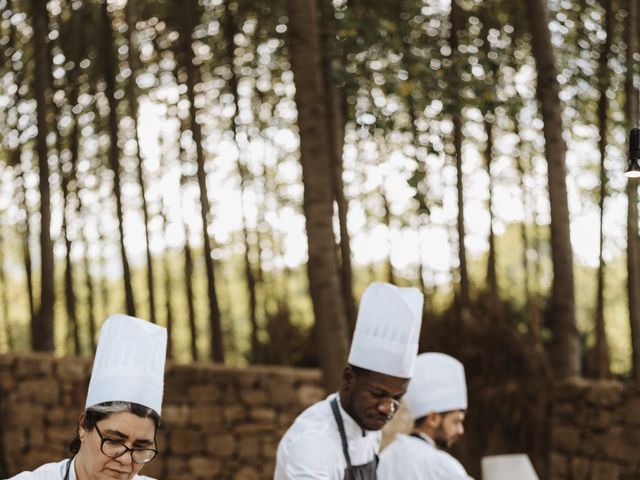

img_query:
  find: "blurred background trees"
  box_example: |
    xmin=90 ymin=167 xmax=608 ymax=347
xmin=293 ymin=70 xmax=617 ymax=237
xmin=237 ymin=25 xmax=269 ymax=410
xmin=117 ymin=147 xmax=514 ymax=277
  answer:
xmin=0 ymin=0 xmax=638 ymax=392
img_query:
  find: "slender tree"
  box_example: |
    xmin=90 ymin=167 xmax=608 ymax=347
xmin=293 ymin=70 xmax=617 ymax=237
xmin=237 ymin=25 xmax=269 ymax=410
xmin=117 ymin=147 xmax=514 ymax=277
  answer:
xmin=58 ymin=118 xmax=80 ymax=355
xmin=176 ymin=0 xmax=224 ymax=362
xmin=626 ymin=0 xmax=640 ymax=380
xmin=450 ymin=0 xmax=470 ymax=306
xmin=223 ymin=0 xmax=260 ymax=361
xmin=484 ymin=114 xmax=499 ymax=306
xmin=32 ymin=0 xmax=55 ymax=351
xmin=593 ymin=0 xmax=612 ymax=378
xmin=5 ymin=8 xmax=35 ymax=327
xmin=287 ymin=0 xmax=350 ymax=389
xmin=318 ymin=0 xmax=357 ymax=334
xmin=125 ymin=0 xmax=157 ymax=324
xmin=100 ymin=0 xmax=136 ymax=316
xmin=0 ymin=220 xmax=13 ymax=351
xmin=513 ymin=110 xmax=542 ymax=347
xmin=525 ymin=0 xmax=580 ymax=378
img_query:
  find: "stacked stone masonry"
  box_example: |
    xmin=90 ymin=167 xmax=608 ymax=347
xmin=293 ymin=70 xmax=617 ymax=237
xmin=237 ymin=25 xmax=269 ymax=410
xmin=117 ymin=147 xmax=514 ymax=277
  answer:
xmin=0 ymin=353 xmax=325 ymax=480
xmin=550 ymin=378 xmax=640 ymax=480
xmin=4 ymin=353 xmax=640 ymax=480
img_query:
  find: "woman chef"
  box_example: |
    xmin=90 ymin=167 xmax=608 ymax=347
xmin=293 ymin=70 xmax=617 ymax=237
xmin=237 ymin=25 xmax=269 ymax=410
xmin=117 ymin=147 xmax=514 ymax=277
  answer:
xmin=9 ymin=314 xmax=167 ymax=480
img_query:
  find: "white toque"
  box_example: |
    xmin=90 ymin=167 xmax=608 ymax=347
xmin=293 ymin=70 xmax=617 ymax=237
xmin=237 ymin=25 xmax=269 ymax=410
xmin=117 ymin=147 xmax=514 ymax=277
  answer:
xmin=403 ymin=352 xmax=467 ymax=420
xmin=85 ymin=314 xmax=167 ymax=415
xmin=348 ymin=282 xmax=424 ymax=378
xmin=481 ymin=454 xmax=539 ymax=480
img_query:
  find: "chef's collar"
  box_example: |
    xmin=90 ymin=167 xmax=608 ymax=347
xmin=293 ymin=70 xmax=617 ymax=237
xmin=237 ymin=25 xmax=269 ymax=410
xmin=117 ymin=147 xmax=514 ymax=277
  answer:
xmin=412 ymin=431 xmax=436 ymax=448
xmin=336 ymin=392 xmax=370 ymax=438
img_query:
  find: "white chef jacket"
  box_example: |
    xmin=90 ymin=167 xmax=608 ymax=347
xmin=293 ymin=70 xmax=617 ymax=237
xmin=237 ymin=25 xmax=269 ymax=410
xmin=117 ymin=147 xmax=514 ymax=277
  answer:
xmin=7 ymin=458 xmax=156 ymax=480
xmin=377 ymin=433 xmax=473 ymax=480
xmin=274 ymin=393 xmax=381 ymax=480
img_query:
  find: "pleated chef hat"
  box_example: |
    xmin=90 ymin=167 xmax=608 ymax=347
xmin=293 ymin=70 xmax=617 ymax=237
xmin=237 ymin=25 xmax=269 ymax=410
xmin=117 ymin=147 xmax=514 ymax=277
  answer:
xmin=481 ymin=454 xmax=539 ymax=480
xmin=85 ymin=314 xmax=167 ymax=415
xmin=403 ymin=353 xmax=467 ymax=419
xmin=348 ymin=282 xmax=423 ymax=378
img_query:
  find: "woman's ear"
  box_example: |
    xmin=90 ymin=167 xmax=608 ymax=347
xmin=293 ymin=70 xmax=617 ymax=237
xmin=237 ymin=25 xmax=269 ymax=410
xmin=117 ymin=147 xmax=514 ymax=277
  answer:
xmin=78 ymin=411 xmax=88 ymax=440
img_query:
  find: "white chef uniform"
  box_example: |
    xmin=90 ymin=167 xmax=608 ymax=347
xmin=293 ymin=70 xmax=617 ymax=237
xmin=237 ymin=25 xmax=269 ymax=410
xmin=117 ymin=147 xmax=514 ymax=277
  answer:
xmin=8 ymin=315 xmax=167 ymax=480
xmin=274 ymin=282 xmax=424 ymax=480
xmin=481 ymin=454 xmax=539 ymax=480
xmin=377 ymin=353 xmax=472 ymax=480
xmin=8 ymin=457 xmax=154 ymax=480
xmin=377 ymin=433 xmax=471 ymax=480
xmin=274 ymin=392 xmax=381 ymax=480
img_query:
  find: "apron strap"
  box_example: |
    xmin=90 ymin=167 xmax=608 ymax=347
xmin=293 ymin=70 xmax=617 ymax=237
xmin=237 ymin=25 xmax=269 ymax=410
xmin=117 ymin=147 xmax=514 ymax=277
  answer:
xmin=63 ymin=457 xmax=73 ymax=480
xmin=330 ymin=397 xmax=353 ymax=469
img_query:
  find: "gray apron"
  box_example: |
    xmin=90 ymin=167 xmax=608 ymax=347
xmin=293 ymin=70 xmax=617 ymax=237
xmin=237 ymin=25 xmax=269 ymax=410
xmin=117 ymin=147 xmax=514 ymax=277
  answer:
xmin=330 ymin=398 xmax=378 ymax=480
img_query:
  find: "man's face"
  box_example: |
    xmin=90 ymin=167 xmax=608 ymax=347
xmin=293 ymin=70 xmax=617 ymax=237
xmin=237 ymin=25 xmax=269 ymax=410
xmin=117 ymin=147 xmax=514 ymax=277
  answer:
xmin=342 ymin=367 xmax=410 ymax=431
xmin=76 ymin=411 xmax=157 ymax=480
xmin=432 ymin=410 xmax=466 ymax=449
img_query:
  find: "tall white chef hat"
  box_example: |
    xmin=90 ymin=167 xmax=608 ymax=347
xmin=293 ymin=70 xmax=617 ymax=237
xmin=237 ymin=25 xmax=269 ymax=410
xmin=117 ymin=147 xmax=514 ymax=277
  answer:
xmin=481 ymin=454 xmax=539 ymax=480
xmin=85 ymin=314 xmax=167 ymax=415
xmin=348 ymin=282 xmax=423 ymax=378
xmin=403 ymin=352 xmax=467 ymax=420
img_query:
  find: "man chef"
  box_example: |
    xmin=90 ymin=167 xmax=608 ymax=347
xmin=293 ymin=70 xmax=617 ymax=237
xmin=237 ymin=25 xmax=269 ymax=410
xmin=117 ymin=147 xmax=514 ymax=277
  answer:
xmin=274 ymin=282 xmax=424 ymax=480
xmin=9 ymin=314 xmax=167 ymax=480
xmin=377 ymin=352 xmax=472 ymax=479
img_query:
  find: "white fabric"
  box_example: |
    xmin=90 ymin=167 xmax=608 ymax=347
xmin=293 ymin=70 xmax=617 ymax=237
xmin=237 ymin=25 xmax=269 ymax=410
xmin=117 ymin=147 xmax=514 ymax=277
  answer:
xmin=85 ymin=314 xmax=167 ymax=415
xmin=481 ymin=454 xmax=538 ymax=480
xmin=274 ymin=393 xmax=381 ymax=480
xmin=403 ymin=353 xmax=467 ymax=419
xmin=348 ymin=282 xmax=424 ymax=378
xmin=7 ymin=458 xmax=155 ymax=480
xmin=377 ymin=434 xmax=473 ymax=480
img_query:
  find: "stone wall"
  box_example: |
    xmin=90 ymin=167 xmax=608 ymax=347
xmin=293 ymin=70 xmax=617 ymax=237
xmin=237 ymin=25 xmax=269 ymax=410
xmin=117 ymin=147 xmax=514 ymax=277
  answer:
xmin=550 ymin=378 xmax=640 ymax=479
xmin=0 ymin=353 xmax=325 ymax=480
xmin=5 ymin=353 xmax=640 ymax=480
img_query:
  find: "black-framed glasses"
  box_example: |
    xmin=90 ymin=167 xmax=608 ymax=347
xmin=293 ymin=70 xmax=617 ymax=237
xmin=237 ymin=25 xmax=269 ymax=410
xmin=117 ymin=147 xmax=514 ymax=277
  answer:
xmin=94 ymin=423 xmax=157 ymax=464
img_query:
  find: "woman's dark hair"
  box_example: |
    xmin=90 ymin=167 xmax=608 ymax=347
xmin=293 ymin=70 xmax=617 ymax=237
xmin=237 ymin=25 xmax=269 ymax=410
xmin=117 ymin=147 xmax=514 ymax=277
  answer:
xmin=69 ymin=401 xmax=161 ymax=455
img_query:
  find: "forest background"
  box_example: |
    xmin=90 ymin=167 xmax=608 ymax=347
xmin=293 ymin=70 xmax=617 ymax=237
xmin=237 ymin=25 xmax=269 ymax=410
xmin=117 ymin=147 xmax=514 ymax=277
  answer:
xmin=1 ymin=0 xmax=639 ymax=392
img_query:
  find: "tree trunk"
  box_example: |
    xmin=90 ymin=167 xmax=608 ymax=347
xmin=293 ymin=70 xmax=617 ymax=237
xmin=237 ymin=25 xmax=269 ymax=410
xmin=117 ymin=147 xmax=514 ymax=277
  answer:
xmin=484 ymin=116 xmax=499 ymax=306
xmin=450 ymin=0 xmax=469 ymax=306
xmin=18 ymin=166 xmax=35 ymax=326
xmin=0 ymin=226 xmax=13 ymax=351
xmin=397 ymin=1 xmax=430 ymax=328
xmin=626 ymin=0 xmax=640 ymax=380
xmin=178 ymin=0 xmax=224 ymax=362
xmin=176 ymin=123 xmax=199 ymax=362
xmin=287 ymin=0 xmax=350 ymax=390
xmin=159 ymin=204 xmax=175 ymax=360
xmin=101 ymin=0 xmax=136 ymax=317
xmin=98 ymin=226 xmax=111 ymax=322
xmin=126 ymin=0 xmax=156 ymax=324
xmin=381 ymin=187 xmax=396 ymax=285
xmin=525 ymin=0 xmax=580 ymax=378
xmin=223 ymin=0 xmax=260 ymax=362
xmin=513 ymin=115 xmax=542 ymax=346
xmin=318 ymin=0 xmax=357 ymax=335
xmin=32 ymin=0 xmax=55 ymax=352
xmin=82 ymin=238 xmax=97 ymax=352
xmin=183 ymin=221 xmax=198 ymax=362
xmin=59 ymin=127 xmax=80 ymax=356
xmin=7 ymin=14 xmax=35 ymax=327
xmin=592 ymin=0 xmax=612 ymax=378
